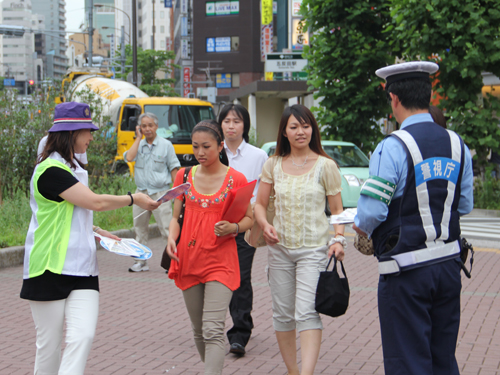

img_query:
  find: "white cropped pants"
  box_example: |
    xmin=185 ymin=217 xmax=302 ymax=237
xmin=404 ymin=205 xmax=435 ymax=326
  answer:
xmin=267 ymin=243 xmax=328 ymax=332
xmin=29 ymin=289 xmax=99 ymax=375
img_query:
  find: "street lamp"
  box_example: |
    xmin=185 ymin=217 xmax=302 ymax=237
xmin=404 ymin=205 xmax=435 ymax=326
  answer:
xmin=102 ymin=26 xmax=130 ymax=43
xmin=94 ymin=3 xmax=136 ymax=86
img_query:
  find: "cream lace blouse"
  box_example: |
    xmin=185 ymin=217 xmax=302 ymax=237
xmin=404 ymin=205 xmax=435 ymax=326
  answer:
xmin=260 ymin=155 xmax=342 ymax=249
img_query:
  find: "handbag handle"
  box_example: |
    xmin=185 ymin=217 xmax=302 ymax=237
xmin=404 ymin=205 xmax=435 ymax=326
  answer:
xmin=325 ymin=254 xmax=348 ymax=279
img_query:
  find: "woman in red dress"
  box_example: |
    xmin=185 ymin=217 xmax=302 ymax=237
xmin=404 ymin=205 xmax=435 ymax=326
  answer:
xmin=166 ymin=120 xmax=253 ymax=375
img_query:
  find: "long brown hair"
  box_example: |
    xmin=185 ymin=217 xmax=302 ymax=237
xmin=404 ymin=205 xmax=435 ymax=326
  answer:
xmin=38 ymin=131 xmax=85 ymax=169
xmin=274 ymin=104 xmax=331 ymax=160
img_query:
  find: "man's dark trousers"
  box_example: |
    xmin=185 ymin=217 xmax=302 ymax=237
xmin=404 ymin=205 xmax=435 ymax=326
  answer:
xmin=227 ymin=232 xmax=256 ymax=347
xmin=378 ymin=259 xmax=461 ymax=375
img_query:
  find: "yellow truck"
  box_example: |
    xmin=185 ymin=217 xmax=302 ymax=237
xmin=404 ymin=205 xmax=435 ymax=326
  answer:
xmin=58 ymin=68 xmax=215 ymax=173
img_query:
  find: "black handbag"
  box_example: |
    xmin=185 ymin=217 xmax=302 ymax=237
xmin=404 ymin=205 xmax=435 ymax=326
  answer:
xmin=161 ymin=167 xmax=192 ymax=271
xmin=315 ymin=255 xmax=350 ymax=317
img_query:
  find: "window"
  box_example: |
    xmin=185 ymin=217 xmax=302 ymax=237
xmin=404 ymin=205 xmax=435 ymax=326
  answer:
xmin=231 ymin=36 xmax=239 ymax=51
xmin=232 ymin=73 xmax=240 ymax=87
xmin=138 ymin=1 xmax=142 ymax=9
xmin=161 ymin=40 xmax=165 ymax=49
xmin=160 ymin=11 xmax=164 ymax=19
xmin=138 ymin=16 xmax=142 ymax=23
xmin=160 ymin=26 xmax=165 ymax=33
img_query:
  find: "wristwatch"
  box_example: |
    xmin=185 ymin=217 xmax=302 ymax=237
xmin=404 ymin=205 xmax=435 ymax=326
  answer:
xmin=328 ymin=235 xmax=347 ymax=248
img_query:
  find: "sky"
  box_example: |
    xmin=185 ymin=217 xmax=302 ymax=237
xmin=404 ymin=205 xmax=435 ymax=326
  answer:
xmin=65 ymin=0 xmax=86 ymax=36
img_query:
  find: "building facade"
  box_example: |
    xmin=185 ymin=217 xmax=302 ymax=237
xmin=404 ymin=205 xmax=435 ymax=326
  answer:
xmin=188 ymin=0 xmax=265 ymax=100
xmin=32 ymin=0 xmax=68 ymax=79
xmin=138 ymin=0 xmax=171 ymax=51
xmin=1 ymin=0 xmax=44 ymax=90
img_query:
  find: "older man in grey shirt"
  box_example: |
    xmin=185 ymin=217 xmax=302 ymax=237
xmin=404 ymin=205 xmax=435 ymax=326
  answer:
xmin=124 ymin=113 xmax=180 ymax=272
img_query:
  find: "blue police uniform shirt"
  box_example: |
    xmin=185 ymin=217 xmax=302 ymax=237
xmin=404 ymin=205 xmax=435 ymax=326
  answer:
xmin=354 ymin=113 xmax=474 ymax=236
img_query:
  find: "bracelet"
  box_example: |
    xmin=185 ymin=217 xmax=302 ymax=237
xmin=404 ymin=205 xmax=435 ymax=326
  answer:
xmin=93 ymin=226 xmax=101 ymax=233
xmin=127 ymin=191 xmax=134 ymax=206
xmin=335 ymin=233 xmax=344 ymax=238
xmin=328 ymin=235 xmax=347 ymax=248
xmin=232 ymin=223 xmax=239 ymax=237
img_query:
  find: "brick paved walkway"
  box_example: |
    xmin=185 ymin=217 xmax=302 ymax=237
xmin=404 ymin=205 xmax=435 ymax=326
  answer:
xmin=1 ymin=232 xmax=499 ymax=374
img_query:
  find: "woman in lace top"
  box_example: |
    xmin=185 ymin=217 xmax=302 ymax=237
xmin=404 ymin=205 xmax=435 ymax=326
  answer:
xmin=254 ymin=104 xmax=345 ymax=375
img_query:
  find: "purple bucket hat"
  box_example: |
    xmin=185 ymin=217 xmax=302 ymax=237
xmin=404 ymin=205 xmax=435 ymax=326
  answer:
xmin=49 ymin=102 xmax=99 ymax=132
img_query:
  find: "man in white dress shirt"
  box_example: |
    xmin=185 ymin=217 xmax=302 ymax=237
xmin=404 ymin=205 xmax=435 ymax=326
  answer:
xmin=219 ymin=104 xmax=268 ymax=356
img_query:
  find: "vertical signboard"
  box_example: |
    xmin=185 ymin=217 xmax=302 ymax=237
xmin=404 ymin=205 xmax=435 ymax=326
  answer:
xmin=164 ymin=0 xmax=172 ymax=7
xmin=183 ymin=67 xmax=191 ymax=97
xmin=261 ymin=24 xmax=273 ymax=61
xmin=180 ymin=0 xmax=188 ymax=13
xmin=292 ymin=18 xmax=308 ymax=50
xmin=110 ymin=33 xmax=115 ymax=59
xmin=261 ymin=0 xmax=273 ymax=25
xmin=292 ymin=0 xmax=302 ymax=16
xmin=181 ymin=39 xmax=189 ymax=59
xmin=181 ymin=17 xmax=188 ymax=36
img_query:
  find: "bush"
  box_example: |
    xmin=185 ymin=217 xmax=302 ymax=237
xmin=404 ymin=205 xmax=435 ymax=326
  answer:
xmin=473 ymin=166 xmax=500 ymax=210
xmin=0 ymin=174 xmax=139 ymax=248
xmin=0 ymin=90 xmax=55 ymax=202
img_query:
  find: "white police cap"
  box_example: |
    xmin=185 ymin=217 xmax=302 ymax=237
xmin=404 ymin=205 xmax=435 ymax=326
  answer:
xmin=376 ymin=61 xmax=439 ymax=87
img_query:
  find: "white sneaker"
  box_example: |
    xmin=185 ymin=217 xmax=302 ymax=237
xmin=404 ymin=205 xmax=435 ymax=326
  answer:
xmin=129 ymin=261 xmax=149 ymax=272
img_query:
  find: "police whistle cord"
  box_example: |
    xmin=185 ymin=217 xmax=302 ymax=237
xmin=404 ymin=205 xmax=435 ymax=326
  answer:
xmin=460 ymin=238 xmax=474 ymax=279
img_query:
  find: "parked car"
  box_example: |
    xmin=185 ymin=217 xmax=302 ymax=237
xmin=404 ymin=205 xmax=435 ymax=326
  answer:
xmin=261 ymin=140 xmax=370 ymax=208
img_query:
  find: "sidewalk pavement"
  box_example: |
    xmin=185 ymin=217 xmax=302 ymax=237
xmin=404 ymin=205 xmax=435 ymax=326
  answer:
xmin=1 ymin=232 xmax=499 ymax=375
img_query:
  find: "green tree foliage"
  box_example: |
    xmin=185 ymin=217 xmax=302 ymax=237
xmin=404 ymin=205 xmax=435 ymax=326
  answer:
xmin=390 ymin=0 xmax=500 ymax=176
xmin=0 ymin=90 xmax=54 ymax=203
xmin=115 ymin=45 xmax=179 ymax=97
xmin=0 ymin=87 xmax=119 ymax=203
xmin=301 ymin=0 xmax=393 ymax=152
xmin=71 ymin=87 xmax=117 ymax=187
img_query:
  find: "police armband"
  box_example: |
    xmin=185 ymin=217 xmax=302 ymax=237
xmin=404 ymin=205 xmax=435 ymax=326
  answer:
xmin=360 ymin=176 xmax=396 ymax=205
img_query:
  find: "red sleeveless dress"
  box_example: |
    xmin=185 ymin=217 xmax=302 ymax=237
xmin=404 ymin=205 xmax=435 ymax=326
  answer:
xmin=168 ymin=166 xmax=248 ymax=291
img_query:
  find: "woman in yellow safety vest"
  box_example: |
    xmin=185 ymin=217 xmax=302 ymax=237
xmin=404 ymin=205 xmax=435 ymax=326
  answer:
xmin=20 ymin=102 xmax=160 ymax=375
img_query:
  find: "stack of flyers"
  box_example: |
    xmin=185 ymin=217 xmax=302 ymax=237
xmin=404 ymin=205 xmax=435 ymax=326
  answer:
xmin=134 ymin=183 xmax=191 ymax=220
xmin=95 ymin=233 xmax=152 ymax=260
xmin=329 ymin=208 xmax=357 ymax=225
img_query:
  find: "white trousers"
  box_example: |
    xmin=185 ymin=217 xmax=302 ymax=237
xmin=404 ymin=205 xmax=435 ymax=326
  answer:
xmin=267 ymin=243 xmax=328 ymax=332
xmin=29 ymin=289 xmax=99 ymax=375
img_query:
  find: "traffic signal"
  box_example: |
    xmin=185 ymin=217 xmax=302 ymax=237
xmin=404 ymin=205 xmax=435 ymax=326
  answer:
xmin=29 ymin=79 xmax=35 ymax=85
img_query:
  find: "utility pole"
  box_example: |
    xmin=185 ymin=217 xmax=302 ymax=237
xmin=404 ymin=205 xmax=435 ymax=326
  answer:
xmin=132 ymin=0 xmax=138 ymax=86
xmin=121 ymin=26 xmax=126 ymax=76
xmin=89 ymin=0 xmax=93 ymax=66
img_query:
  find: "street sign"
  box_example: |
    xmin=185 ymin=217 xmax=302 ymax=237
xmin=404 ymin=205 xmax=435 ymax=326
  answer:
xmin=265 ymin=53 xmax=307 ymax=72
xmin=3 ymin=78 xmax=15 ymax=86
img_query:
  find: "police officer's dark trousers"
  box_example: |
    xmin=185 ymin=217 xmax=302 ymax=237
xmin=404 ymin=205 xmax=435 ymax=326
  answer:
xmin=227 ymin=232 xmax=256 ymax=347
xmin=378 ymin=259 xmax=462 ymax=375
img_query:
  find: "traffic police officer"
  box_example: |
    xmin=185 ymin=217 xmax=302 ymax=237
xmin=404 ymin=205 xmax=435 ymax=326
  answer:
xmin=353 ymin=61 xmax=474 ymax=375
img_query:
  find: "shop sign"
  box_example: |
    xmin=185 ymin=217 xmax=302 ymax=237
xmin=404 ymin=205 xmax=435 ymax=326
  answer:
xmin=216 ymin=73 xmax=231 ymax=88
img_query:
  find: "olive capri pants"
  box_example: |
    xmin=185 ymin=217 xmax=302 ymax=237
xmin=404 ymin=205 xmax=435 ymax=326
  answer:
xmin=182 ymin=281 xmax=233 ymax=375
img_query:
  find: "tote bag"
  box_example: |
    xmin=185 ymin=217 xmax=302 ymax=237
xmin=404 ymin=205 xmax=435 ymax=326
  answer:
xmin=315 ymin=255 xmax=350 ymax=317
xmin=244 ymin=157 xmax=277 ymax=248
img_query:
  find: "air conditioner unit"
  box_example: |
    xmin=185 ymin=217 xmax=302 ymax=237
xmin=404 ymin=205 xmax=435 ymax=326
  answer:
xmin=187 ymin=93 xmax=195 ymax=98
